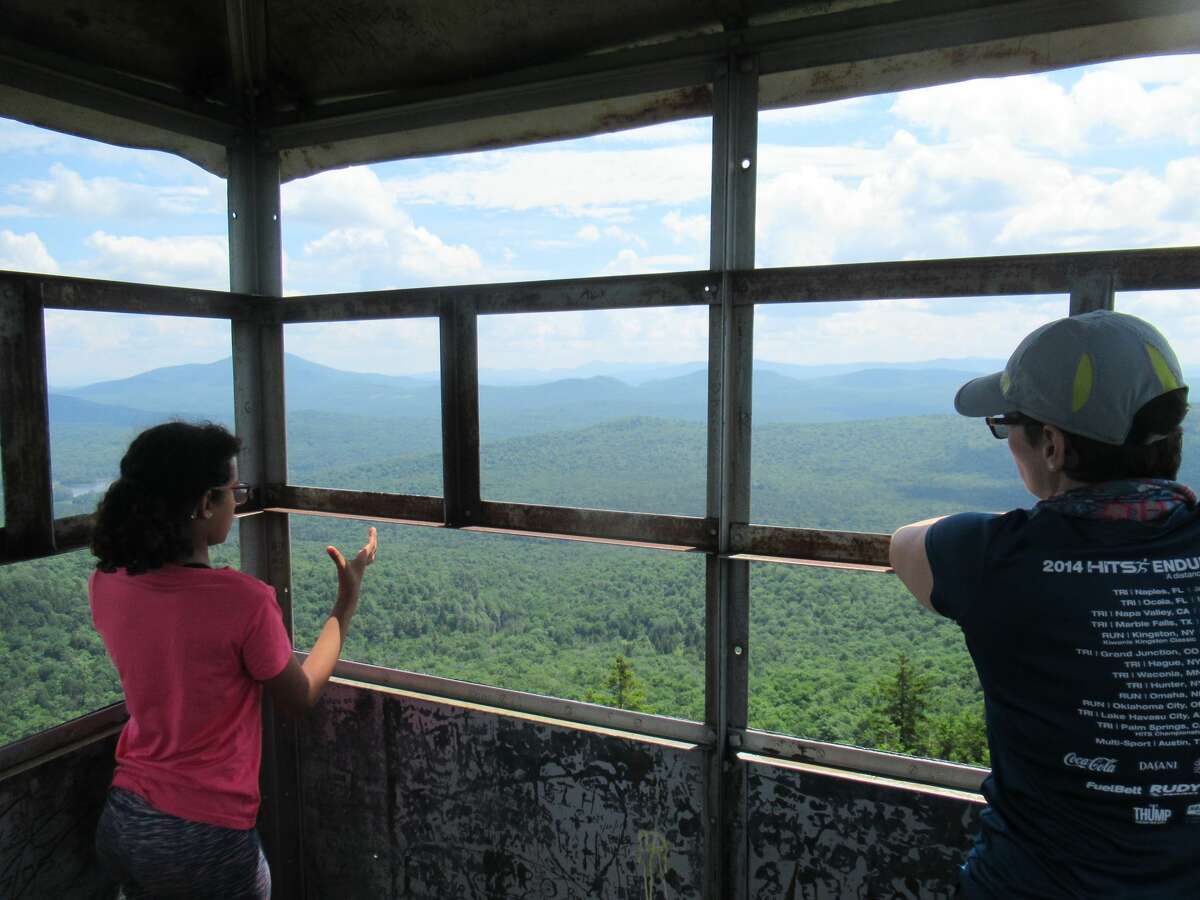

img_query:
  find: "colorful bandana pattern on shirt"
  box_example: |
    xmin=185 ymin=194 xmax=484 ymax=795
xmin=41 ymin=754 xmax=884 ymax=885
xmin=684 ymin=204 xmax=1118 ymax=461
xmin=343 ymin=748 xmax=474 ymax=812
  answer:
xmin=1037 ymin=478 xmax=1197 ymax=523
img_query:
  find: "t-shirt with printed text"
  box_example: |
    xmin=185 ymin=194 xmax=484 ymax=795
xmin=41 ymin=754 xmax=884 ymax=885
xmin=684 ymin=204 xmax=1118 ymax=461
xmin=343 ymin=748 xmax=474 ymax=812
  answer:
xmin=927 ymin=504 xmax=1200 ymax=899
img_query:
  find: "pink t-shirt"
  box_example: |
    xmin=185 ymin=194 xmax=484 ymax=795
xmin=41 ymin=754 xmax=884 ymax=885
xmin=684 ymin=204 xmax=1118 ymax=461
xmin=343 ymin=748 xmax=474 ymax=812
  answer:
xmin=89 ymin=565 xmax=293 ymax=830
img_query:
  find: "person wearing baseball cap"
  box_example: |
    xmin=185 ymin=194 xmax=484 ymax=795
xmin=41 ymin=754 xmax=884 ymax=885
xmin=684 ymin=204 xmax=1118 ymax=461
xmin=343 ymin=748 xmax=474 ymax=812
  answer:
xmin=889 ymin=310 xmax=1198 ymax=899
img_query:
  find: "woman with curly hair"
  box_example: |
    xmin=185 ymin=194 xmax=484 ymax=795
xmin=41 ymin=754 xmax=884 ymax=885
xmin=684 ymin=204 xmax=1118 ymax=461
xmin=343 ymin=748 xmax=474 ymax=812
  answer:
xmin=89 ymin=421 xmax=377 ymax=898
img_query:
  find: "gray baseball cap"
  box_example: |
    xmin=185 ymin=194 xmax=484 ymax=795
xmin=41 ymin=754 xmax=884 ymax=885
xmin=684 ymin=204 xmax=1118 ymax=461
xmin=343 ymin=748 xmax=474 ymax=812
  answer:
xmin=954 ymin=310 xmax=1187 ymax=445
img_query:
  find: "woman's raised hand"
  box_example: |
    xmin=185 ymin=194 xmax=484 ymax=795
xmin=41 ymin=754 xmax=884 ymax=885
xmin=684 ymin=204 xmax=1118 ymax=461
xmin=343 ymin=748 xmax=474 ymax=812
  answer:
xmin=325 ymin=526 xmax=378 ymax=602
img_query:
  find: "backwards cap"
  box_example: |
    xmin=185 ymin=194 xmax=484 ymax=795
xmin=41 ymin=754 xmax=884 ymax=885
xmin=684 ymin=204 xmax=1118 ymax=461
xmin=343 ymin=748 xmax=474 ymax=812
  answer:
xmin=954 ymin=310 xmax=1186 ymax=445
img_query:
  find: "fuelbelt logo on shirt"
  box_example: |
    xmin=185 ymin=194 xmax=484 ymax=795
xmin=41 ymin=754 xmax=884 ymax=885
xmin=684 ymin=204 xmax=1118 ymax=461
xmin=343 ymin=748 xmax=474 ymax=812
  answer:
xmin=1064 ymin=752 xmax=1117 ymax=773
xmin=1186 ymin=803 xmax=1200 ymax=824
xmin=1133 ymin=804 xmax=1173 ymax=825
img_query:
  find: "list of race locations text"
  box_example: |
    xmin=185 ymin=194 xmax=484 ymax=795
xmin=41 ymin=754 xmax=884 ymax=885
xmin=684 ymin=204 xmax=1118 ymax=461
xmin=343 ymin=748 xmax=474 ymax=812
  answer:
xmin=1060 ymin=557 xmax=1200 ymax=750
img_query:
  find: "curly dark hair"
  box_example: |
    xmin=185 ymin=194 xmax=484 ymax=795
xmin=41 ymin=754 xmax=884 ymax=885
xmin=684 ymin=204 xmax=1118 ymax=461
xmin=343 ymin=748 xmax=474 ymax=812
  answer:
xmin=92 ymin=422 xmax=242 ymax=574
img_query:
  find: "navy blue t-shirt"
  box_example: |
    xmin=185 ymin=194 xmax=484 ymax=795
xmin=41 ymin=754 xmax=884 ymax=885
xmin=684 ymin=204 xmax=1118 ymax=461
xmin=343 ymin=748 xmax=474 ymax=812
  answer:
xmin=927 ymin=504 xmax=1200 ymax=899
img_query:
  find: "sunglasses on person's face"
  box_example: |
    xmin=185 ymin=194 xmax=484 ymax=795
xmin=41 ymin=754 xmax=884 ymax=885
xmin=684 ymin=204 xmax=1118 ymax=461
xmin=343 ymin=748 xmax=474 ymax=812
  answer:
xmin=985 ymin=414 xmax=1028 ymax=439
xmin=230 ymin=482 xmax=252 ymax=506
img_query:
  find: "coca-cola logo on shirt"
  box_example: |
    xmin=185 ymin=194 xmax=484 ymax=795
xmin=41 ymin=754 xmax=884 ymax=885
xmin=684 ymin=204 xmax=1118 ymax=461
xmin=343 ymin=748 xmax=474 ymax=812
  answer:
xmin=1064 ymin=752 xmax=1118 ymax=773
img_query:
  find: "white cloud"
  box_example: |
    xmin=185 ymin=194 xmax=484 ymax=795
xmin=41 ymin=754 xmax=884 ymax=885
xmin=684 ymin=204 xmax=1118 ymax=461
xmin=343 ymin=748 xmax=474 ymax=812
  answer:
xmin=603 ymin=225 xmax=648 ymax=249
xmin=892 ymin=75 xmax=1084 ymax=152
xmin=662 ymin=210 xmax=708 ymax=244
xmin=284 ymin=319 xmax=442 ymax=375
xmin=79 ymin=232 xmax=229 ymax=290
xmin=591 ymin=119 xmax=709 ymax=144
xmin=290 ymin=222 xmax=482 ymax=292
xmin=386 ymin=144 xmax=711 ymax=218
xmin=761 ymin=96 xmax=872 ymax=125
xmin=281 ymin=167 xmax=398 ymax=227
xmin=756 ymin=126 xmax=1200 ymax=267
xmin=477 ymin=307 xmax=708 ymax=369
xmin=602 ymin=248 xmax=697 ymax=276
xmin=1116 ymin=290 xmax=1200 ymax=368
xmin=576 ymin=224 xmax=600 ymax=241
xmin=44 ymin=310 xmax=230 ymax=387
xmin=891 ymin=57 xmax=1200 ymax=152
xmin=0 ymin=230 xmax=59 ymax=274
xmin=11 ymin=163 xmax=220 ymax=219
xmin=755 ymin=297 xmax=1066 ymax=366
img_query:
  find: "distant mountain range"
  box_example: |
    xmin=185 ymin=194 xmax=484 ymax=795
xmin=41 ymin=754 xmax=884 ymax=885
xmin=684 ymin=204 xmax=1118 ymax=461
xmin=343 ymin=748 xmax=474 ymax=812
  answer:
xmin=52 ymin=353 xmax=996 ymax=429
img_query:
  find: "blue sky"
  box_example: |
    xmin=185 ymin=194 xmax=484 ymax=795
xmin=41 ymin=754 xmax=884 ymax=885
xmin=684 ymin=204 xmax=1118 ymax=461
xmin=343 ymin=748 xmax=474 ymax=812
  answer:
xmin=2 ymin=54 xmax=1199 ymax=386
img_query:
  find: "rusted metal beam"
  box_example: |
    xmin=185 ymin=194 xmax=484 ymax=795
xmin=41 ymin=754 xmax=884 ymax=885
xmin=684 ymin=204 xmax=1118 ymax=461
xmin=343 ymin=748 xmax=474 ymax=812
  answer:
xmin=729 ymin=523 xmax=891 ymax=570
xmin=274 ymin=271 xmax=715 ymax=323
xmin=1 ymin=271 xmax=259 ymax=320
xmin=262 ymin=485 xmax=444 ymax=526
xmin=0 ymin=281 xmax=55 ymax=558
xmin=475 ymin=500 xmax=714 ymax=550
xmin=736 ymin=246 xmax=1200 ymax=304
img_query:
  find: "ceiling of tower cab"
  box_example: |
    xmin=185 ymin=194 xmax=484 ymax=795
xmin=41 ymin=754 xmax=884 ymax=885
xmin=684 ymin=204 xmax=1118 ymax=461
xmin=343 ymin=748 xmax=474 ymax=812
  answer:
xmin=7 ymin=0 xmax=1193 ymax=182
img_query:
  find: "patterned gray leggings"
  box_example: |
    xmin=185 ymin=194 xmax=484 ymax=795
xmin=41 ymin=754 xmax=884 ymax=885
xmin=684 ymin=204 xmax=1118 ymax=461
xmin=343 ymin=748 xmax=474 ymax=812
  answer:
xmin=95 ymin=788 xmax=271 ymax=899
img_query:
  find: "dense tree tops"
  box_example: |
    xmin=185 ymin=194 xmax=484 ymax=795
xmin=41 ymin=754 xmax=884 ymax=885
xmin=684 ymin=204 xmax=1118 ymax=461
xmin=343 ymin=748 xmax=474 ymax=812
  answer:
xmin=14 ymin=401 xmax=1198 ymax=764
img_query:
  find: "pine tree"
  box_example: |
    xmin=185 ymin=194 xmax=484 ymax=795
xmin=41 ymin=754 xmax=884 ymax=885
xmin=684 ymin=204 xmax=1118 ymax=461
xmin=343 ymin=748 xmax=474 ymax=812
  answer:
xmin=856 ymin=653 xmax=933 ymax=755
xmin=587 ymin=654 xmax=647 ymax=711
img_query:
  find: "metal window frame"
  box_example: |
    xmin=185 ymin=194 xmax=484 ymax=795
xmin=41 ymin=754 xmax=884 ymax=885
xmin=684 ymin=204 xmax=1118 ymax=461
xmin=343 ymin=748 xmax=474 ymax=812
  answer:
xmin=1 ymin=12 xmax=1197 ymax=898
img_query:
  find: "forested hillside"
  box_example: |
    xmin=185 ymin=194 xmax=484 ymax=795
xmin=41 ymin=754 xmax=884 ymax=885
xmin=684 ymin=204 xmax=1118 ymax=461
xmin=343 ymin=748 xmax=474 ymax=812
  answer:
xmin=8 ymin=355 xmax=1194 ymax=766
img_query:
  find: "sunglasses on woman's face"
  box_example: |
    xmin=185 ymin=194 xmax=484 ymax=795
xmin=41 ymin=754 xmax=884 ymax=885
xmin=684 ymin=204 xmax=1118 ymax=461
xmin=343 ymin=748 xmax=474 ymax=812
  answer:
xmin=230 ymin=482 xmax=252 ymax=506
xmin=985 ymin=414 xmax=1028 ymax=439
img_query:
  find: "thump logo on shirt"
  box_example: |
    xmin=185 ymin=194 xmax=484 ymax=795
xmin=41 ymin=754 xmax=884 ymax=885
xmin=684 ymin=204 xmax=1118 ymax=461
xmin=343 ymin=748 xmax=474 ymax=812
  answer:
xmin=1133 ymin=804 xmax=1173 ymax=825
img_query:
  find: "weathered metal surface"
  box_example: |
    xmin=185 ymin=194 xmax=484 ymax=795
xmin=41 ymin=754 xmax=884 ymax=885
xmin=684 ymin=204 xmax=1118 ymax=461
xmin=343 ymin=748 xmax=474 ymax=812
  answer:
xmin=440 ymin=303 xmax=481 ymax=528
xmin=0 ymin=703 xmax=125 ymax=781
xmin=0 ymin=728 xmax=119 ymax=898
xmin=754 ymin=0 xmax=1200 ymax=77
xmin=737 ymin=247 xmax=1200 ymax=304
xmin=322 ymin=656 xmax=714 ymax=746
xmin=0 ymin=282 xmax=55 ymax=558
xmin=299 ymin=681 xmax=706 ymax=898
xmin=1070 ymin=269 xmax=1116 ymax=316
xmin=0 ymin=271 xmax=257 ymax=320
xmin=731 ymin=523 xmax=892 ymax=569
xmin=271 ymin=0 xmax=1200 ymax=180
xmin=5 ymin=1 xmax=1200 ymax=179
xmin=706 ymin=51 xmax=759 ymax=900
xmin=742 ymin=731 xmax=988 ymax=794
xmin=477 ymin=500 xmax=714 ymax=551
xmin=275 ymin=271 xmax=714 ymax=323
xmin=760 ymin=8 xmax=1200 ymax=112
xmin=264 ymin=484 xmax=445 ymax=525
xmin=744 ymin=752 xmax=983 ymax=899
xmin=228 ymin=143 xmax=304 ymax=899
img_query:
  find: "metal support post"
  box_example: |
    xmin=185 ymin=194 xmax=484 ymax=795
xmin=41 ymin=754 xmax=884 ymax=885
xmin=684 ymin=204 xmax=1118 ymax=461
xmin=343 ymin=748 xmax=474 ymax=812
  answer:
xmin=1069 ymin=270 xmax=1116 ymax=316
xmin=0 ymin=282 xmax=55 ymax=558
xmin=439 ymin=300 xmax=481 ymax=526
xmin=704 ymin=52 xmax=758 ymax=900
xmin=228 ymin=137 xmax=302 ymax=898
